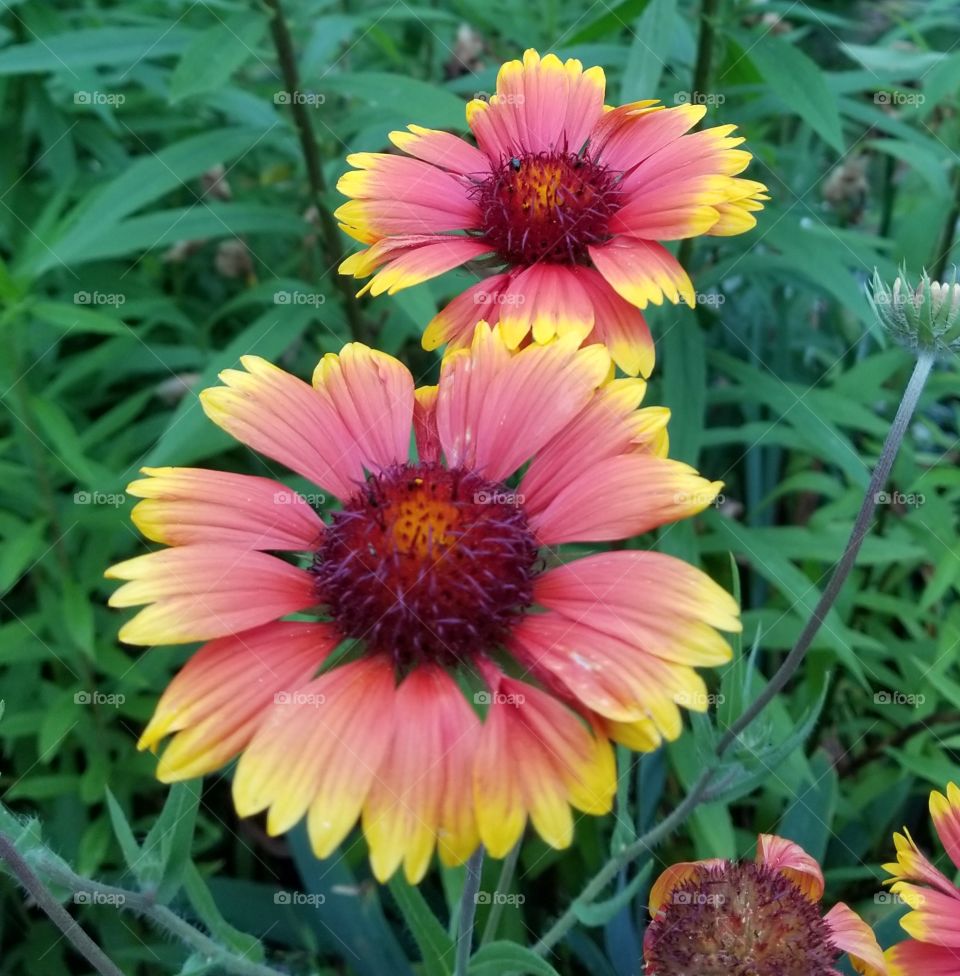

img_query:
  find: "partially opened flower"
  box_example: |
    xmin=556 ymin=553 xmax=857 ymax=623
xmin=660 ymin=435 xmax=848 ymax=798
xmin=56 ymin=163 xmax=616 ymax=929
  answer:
xmin=883 ymin=782 xmax=960 ymax=973
xmin=336 ymin=49 xmax=767 ymax=376
xmin=644 ymin=834 xmax=888 ymax=975
xmin=107 ymin=323 xmax=739 ymax=883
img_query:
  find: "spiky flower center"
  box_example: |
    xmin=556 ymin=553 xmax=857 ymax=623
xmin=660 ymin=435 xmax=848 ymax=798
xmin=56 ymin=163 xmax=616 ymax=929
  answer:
xmin=475 ymin=151 xmax=622 ymax=265
xmin=645 ymin=862 xmax=838 ymax=976
xmin=313 ymin=463 xmax=538 ymax=667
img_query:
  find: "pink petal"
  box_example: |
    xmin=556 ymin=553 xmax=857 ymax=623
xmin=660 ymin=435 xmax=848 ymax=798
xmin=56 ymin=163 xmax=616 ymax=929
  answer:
xmin=105 ymin=544 xmax=316 ymax=645
xmin=341 ymin=236 xmax=494 ymax=297
xmin=413 ymin=386 xmax=441 ymax=464
xmin=527 ymin=453 xmax=722 ymax=545
xmin=140 ymin=620 xmax=337 ymax=780
xmin=200 ymin=350 xmax=413 ymax=500
xmin=591 ymin=103 xmax=705 ymax=175
xmin=467 ymin=49 xmax=605 ymax=158
xmin=128 ymin=467 xmax=323 ymax=550
xmin=589 ymin=237 xmax=695 ymax=309
xmin=824 ymin=903 xmax=890 ymax=976
xmin=435 ymin=323 xmax=609 ymax=482
xmin=389 ymin=124 xmax=491 ymax=176
xmin=576 ymin=267 xmax=655 ymax=377
xmin=423 ymin=273 xmax=511 ymax=351
xmin=497 ymin=263 xmax=595 ymax=348
xmin=336 ymin=152 xmax=479 ymax=238
xmin=756 ymin=833 xmax=825 ymax=901
xmin=886 ymin=941 xmax=960 ymax=976
xmin=931 ymin=783 xmax=960 ymax=872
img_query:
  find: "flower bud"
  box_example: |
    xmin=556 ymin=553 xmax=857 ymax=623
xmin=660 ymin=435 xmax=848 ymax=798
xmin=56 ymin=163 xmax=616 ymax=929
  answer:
xmin=869 ymin=267 xmax=960 ymax=356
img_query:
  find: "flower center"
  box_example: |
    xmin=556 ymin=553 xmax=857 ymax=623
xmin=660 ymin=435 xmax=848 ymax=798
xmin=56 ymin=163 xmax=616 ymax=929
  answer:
xmin=313 ymin=463 xmax=538 ymax=667
xmin=645 ymin=863 xmax=838 ymax=976
xmin=475 ymin=151 xmax=622 ymax=265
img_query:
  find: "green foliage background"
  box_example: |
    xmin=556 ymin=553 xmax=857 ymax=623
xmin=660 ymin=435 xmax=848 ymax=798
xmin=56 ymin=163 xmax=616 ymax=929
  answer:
xmin=1 ymin=0 xmax=960 ymax=973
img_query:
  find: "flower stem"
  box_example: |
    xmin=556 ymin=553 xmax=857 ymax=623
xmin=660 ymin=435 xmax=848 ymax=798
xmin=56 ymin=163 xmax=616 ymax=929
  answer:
xmin=454 ymin=847 xmax=485 ymax=976
xmin=263 ymin=0 xmax=369 ymax=342
xmin=480 ymin=841 xmax=521 ymax=945
xmin=0 ymin=832 xmax=125 ymax=976
xmin=533 ymin=349 xmax=935 ymax=957
xmin=0 ymin=829 xmax=289 ymax=976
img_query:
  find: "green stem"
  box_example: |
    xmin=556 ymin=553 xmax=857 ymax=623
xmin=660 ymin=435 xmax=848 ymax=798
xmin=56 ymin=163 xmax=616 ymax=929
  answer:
xmin=1 ymin=836 xmax=289 ymax=976
xmin=454 ymin=847 xmax=484 ymax=976
xmin=263 ymin=0 xmax=369 ymax=342
xmin=480 ymin=841 xmax=521 ymax=946
xmin=0 ymin=832 xmax=125 ymax=976
xmin=533 ymin=349 xmax=935 ymax=957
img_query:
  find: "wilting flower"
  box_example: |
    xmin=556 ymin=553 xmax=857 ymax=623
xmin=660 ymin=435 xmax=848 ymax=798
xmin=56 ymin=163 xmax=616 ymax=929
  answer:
xmin=644 ymin=834 xmax=888 ymax=975
xmin=107 ymin=324 xmax=739 ymax=882
xmin=336 ymin=49 xmax=767 ymax=376
xmin=869 ymin=268 xmax=960 ymax=357
xmin=883 ymin=782 xmax=960 ymax=973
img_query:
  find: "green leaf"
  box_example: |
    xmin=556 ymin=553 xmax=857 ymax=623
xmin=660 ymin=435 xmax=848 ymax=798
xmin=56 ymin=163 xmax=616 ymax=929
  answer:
xmin=104 ymin=788 xmax=144 ymax=876
xmin=321 ymin=73 xmax=467 ymax=130
xmin=469 ymin=942 xmax=562 ymax=976
xmin=388 ymin=876 xmax=454 ymax=976
xmin=0 ymin=26 xmax=193 ymax=75
xmin=30 ymin=300 xmax=131 ymax=336
xmin=140 ymin=782 xmax=202 ymax=902
xmin=182 ymin=862 xmax=264 ymax=961
xmin=572 ymin=862 xmax=652 ymax=927
xmin=740 ymin=32 xmax=845 ymax=152
xmin=777 ymin=750 xmax=838 ymax=862
xmin=169 ymin=13 xmax=269 ymax=103
xmin=620 ymin=0 xmax=676 ymax=101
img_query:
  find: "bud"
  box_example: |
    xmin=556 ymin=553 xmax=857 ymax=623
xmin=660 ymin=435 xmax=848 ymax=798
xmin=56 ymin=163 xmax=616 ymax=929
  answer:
xmin=869 ymin=267 xmax=960 ymax=357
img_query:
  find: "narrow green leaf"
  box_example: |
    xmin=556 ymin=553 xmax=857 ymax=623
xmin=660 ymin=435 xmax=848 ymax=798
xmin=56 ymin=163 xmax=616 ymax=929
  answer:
xmin=170 ymin=13 xmax=268 ymax=102
xmin=469 ymin=942 xmax=562 ymax=976
xmin=388 ymin=875 xmax=454 ymax=976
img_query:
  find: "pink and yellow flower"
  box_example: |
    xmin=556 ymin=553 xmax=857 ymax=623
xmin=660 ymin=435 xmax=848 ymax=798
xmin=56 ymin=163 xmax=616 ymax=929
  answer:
xmin=107 ymin=324 xmax=739 ymax=882
xmin=336 ymin=49 xmax=768 ymax=376
xmin=883 ymin=783 xmax=960 ymax=974
xmin=644 ymin=834 xmax=888 ymax=975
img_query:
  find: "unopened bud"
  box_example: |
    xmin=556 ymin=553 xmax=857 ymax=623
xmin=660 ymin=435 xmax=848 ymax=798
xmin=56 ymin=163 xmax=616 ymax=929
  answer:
xmin=870 ymin=267 xmax=960 ymax=357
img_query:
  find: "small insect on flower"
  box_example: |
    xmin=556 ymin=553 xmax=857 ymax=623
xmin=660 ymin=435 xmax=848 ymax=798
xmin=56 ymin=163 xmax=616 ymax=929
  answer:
xmin=106 ymin=324 xmax=740 ymax=883
xmin=644 ymin=834 xmax=888 ymax=975
xmin=336 ymin=49 xmax=768 ymax=376
xmin=883 ymin=782 xmax=960 ymax=974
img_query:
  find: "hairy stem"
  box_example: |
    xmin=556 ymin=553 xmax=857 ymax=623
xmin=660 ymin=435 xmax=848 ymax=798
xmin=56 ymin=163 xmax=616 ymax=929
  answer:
xmin=0 ymin=832 xmax=125 ymax=976
xmin=534 ymin=349 xmax=935 ymax=956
